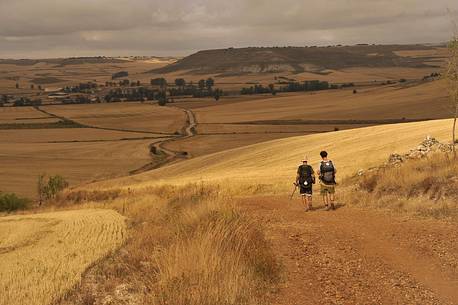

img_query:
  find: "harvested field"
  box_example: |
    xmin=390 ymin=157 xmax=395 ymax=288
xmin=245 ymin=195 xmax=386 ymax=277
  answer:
xmin=196 ymin=123 xmax=371 ymax=134
xmin=164 ymin=133 xmax=305 ymax=157
xmin=90 ymin=119 xmax=453 ymax=191
xmin=0 ymin=128 xmax=165 ymax=143
xmin=0 ymin=209 xmax=126 ymax=305
xmin=0 ymin=138 xmax=159 ymax=197
xmin=0 ymin=106 xmax=52 ymax=122
xmin=193 ymin=80 xmax=448 ymax=124
xmin=42 ymin=103 xmax=186 ymax=134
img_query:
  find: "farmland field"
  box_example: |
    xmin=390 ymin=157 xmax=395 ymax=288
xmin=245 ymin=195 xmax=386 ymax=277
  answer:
xmin=91 ymin=118 xmax=453 ymax=191
xmin=42 ymin=103 xmax=186 ymax=134
xmin=0 ymin=209 xmax=126 ymax=305
xmin=0 ymin=138 xmax=160 ymax=198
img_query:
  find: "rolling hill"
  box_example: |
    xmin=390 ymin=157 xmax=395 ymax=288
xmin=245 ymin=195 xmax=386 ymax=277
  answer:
xmin=89 ymin=118 xmax=453 ymax=192
xmin=151 ymin=44 xmax=442 ymax=75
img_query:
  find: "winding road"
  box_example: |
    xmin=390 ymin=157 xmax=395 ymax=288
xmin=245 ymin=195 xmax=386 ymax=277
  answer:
xmin=35 ymin=104 xmax=198 ymax=174
xmin=130 ymin=106 xmax=197 ymax=174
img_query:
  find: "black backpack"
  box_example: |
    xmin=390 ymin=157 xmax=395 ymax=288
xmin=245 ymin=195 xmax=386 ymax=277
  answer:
xmin=298 ymin=165 xmax=315 ymax=185
xmin=320 ymin=160 xmax=335 ymax=184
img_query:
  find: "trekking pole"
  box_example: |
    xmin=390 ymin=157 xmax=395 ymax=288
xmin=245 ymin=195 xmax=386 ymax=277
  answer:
xmin=290 ymin=182 xmax=298 ymax=200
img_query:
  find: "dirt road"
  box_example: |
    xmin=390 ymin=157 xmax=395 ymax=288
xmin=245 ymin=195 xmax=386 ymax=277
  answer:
xmin=240 ymin=196 xmax=458 ymax=305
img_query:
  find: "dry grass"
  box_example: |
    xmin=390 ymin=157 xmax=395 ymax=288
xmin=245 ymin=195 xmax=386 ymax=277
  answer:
xmin=343 ymin=153 xmax=458 ymax=218
xmin=59 ymin=184 xmax=279 ymax=305
xmin=0 ymin=209 xmax=126 ymax=305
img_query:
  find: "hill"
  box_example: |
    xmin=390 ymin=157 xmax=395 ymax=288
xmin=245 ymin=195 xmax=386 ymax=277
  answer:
xmin=89 ymin=118 xmax=453 ymax=192
xmin=151 ymin=44 xmax=442 ymax=75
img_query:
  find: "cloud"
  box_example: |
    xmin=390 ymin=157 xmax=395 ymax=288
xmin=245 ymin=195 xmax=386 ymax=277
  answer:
xmin=0 ymin=0 xmax=457 ymax=58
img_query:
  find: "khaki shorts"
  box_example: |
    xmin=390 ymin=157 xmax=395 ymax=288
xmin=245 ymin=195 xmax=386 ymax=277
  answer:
xmin=320 ymin=183 xmax=335 ymax=195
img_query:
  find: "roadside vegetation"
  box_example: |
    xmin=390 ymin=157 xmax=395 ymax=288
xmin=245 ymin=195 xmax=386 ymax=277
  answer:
xmin=345 ymin=153 xmax=458 ymax=218
xmin=58 ymin=184 xmax=279 ymax=305
xmin=0 ymin=192 xmax=29 ymax=212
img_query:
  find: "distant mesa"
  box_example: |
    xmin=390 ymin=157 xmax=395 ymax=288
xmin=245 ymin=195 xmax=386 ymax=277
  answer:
xmin=150 ymin=44 xmax=439 ymax=75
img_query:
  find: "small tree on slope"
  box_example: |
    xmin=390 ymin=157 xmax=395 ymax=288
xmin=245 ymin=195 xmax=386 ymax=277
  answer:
xmin=446 ymin=27 xmax=458 ymax=158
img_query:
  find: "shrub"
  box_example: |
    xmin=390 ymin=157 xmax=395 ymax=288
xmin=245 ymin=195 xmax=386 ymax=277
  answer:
xmin=38 ymin=174 xmax=69 ymax=202
xmin=0 ymin=192 xmax=30 ymax=212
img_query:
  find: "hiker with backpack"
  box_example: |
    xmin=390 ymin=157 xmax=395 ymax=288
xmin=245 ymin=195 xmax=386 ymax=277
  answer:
xmin=317 ymin=151 xmax=337 ymax=211
xmin=296 ymin=155 xmax=316 ymax=212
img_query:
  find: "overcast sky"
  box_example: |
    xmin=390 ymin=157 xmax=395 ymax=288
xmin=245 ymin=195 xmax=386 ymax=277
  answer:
xmin=0 ymin=0 xmax=457 ymax=58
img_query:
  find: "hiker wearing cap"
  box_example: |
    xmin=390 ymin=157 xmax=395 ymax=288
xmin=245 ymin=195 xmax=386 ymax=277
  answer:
xmin=296 ymin=155 xmax=316 ymax=212
xmin=317 ymin=151 xmax=337 ymax=211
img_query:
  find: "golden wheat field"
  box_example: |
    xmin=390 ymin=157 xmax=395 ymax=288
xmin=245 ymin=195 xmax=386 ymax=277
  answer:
xmin=90 ymin=119 xmax=453 ymax=192
xmin=0 ymin=209 xmax=126 ymax=305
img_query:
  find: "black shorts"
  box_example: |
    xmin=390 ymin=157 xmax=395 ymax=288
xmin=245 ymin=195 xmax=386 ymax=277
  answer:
xmin=299 ymin=184 xmax=313 ymax=196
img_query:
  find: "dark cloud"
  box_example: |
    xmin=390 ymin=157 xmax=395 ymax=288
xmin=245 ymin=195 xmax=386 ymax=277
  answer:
xmin=0 ymin=0 xmax=457 ymax=58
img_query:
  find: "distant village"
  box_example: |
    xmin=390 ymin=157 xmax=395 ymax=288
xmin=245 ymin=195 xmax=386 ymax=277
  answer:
xmin=0 ymin=69 xmax=442 ymax=108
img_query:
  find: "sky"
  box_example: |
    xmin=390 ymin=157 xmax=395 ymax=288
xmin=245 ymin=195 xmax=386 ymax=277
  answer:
xmin=0 ymin=0 xmax=457 ymax=59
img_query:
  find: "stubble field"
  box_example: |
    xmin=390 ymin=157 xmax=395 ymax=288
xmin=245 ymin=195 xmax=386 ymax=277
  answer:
xmin=0 ymin=209 xmax=126 ymax=305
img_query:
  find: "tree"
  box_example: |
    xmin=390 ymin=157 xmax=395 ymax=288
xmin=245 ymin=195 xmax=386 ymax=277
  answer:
xmin=205 ymin=78 xmax=214 ymax=92
xmin=37 ymin=174 xmax=69 ymax=202
xmin=30 ymin=84 xmax=35 ymax=90
xmin=175 ymin=78 xmax=186 ymax=89
xmin=446 ymin=27 xmax=458 ymax=157
xmin=214 ymin=88 xmax=222 ymax=101
xmin=198 ymin=79 xmax=206 ymax=91
xmin=37 ymin=174 xmax=46 ymax=206
xmin=151 ymin=77 xmax=167 ymax=88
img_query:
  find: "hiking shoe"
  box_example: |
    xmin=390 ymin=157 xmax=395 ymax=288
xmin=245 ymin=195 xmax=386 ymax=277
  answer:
xmin=325 ymin=204 xmax=334 ymax=211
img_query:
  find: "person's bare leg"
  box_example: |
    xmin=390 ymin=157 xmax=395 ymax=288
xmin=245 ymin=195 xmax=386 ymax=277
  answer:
xmin=301 ymin=195 xmax=308 ymax=210
xmin=306 ymin=195 xmax=313 ymax=211
xmin=322 ymin=193 xmax=328 ymax=209
xmin=329 ymin=193 xmax=335 ymax=210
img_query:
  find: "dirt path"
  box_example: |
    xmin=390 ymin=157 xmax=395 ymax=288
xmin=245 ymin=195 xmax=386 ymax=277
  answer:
xmin=240 ymin=196 xmax=458 ymax=305
xmin=130 ymin=106 xmax=197 ymax=174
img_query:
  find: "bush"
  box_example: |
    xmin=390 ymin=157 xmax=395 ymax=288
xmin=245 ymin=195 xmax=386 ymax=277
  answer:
xmin=0 ymin=192 xmax=30 ymax=212
xmin=38 ymin=174 xmax=69 ymax=202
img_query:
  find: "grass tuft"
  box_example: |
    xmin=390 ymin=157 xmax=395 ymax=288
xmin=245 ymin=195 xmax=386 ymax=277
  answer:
xmin=345 ymin=153 xmax=458 ymax=218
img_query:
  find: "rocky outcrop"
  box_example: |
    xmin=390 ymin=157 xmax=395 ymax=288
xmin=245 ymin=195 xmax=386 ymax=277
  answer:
xmin=357 ymin=136 xmax=454 ymax=176
xmin=388 ymin=136 xmax=453 ymax=165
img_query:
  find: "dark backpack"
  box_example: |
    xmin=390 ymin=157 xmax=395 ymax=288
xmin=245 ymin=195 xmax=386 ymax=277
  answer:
xmin=298 ymin=165 xmax=315 ymax=185
xmin=320 ymin=160 xmax=335 ymax=184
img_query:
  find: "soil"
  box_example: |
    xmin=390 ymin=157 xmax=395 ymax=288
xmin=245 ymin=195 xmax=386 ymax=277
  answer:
xmin=239 ymin=196 xmax=458 ymax=305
